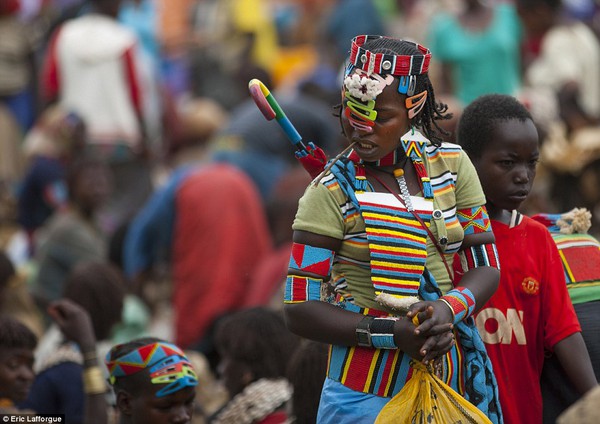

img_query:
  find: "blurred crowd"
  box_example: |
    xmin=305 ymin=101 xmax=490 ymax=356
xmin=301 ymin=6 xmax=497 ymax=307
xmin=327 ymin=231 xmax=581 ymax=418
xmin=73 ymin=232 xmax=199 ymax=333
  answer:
xmin=1 ymin=0 xmax=600 ymax=422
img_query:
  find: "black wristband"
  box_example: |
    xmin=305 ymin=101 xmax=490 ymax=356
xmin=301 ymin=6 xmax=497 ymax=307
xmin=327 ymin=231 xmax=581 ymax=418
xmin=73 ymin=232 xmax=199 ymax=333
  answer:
xmin=370 ymin=318 xmax=396 ymax=335
xmin=356 ymin=315 xmax=375 ymax=347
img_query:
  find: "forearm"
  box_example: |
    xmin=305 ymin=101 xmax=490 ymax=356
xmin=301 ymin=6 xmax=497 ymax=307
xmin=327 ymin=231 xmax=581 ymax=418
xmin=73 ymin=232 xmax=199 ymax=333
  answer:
xmin=284 ymin=301 xmax=368 ymax=346
xmin=453 ymin=266 xmax=500 ymax=312
xmin=554 ymin=332 xmax=598 ymax=395
xmin=451 ymin=230 xmax=500 ymax=314
xmin=284 ymin=300 xmax=433 ymax=362
xmin=82 ymin=350 xmax=108 ymax=424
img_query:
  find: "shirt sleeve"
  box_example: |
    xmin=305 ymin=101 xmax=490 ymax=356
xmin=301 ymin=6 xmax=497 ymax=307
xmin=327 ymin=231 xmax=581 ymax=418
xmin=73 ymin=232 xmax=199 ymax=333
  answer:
xmin=454 ymin=150 xmax=487 ymax=209
xmin=123 ymin=168 xmax=191 ymax=278
xmin=292 ymin=181 xmax=345 ymax=240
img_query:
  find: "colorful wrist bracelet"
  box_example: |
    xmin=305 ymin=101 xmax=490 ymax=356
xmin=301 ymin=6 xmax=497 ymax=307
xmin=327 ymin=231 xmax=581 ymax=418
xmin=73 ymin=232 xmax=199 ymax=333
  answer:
xmin=440 ymin=287 xmax=476 ymax=325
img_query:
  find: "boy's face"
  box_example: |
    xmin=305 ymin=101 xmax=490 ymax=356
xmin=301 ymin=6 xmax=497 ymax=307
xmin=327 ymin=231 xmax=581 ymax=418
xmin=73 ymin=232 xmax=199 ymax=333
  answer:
xmin=472 ymin=118 xmax=539 ymax=214
xmin=0 ymin=348 xmax=35 ymax=402
xmin=122 ymin=385 xmax=196 ymax=424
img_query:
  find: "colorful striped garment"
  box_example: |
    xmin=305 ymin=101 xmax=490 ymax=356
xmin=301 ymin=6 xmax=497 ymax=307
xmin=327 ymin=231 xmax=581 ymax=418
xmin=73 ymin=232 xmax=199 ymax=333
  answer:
xmin=292 ymin=136 xmax=502 ymax=422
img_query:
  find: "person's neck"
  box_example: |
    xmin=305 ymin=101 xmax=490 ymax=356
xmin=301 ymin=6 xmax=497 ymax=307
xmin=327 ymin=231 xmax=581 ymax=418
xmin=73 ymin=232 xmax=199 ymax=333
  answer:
xmin=487 ymin=205 xmax=513 ymax=225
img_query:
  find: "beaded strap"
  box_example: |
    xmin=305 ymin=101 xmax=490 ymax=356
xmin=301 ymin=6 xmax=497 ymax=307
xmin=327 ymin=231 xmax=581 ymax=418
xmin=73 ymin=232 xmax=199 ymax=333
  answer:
xmin=349 ymin=35 xmax=431 ymax=76
xmin=370 ymin=317 xmax=398 ymax=349
xmin=440 ymin=287 xmax=476 ymax=325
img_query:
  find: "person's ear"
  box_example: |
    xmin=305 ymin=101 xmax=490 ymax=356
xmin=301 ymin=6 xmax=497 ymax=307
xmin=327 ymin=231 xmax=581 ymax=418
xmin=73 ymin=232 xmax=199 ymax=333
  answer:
xmin=116 ymin=390 xmax=134 ymax=416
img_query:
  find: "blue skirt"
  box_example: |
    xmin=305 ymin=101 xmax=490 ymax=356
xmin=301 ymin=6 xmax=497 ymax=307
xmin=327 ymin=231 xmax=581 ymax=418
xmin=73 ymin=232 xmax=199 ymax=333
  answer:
xmin=317 ymin=377 xmax=390 ymax=424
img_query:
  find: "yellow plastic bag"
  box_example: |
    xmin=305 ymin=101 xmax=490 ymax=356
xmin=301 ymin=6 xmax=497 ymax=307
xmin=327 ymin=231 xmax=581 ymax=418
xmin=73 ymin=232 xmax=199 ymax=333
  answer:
xmin=375 ymin=361 xmax=492 ymax=424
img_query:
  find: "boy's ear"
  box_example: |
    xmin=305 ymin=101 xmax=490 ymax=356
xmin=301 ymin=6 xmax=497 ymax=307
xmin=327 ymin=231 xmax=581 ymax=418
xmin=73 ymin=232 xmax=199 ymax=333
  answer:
xmin=116 ymin=390 xmax=134 ymax=416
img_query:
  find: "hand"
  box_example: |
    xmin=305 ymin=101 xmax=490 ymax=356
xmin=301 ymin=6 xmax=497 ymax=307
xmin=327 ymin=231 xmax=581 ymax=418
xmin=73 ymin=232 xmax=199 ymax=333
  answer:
xmin=47 ymin=299 xmax=96 ymax=352
xmin=406 ymin=301 xmax=453 ymax=337
xmin=419 ymin=330 xmax=456 ymax=364
xmin=406 ymin=301 xmax=455 ymax=363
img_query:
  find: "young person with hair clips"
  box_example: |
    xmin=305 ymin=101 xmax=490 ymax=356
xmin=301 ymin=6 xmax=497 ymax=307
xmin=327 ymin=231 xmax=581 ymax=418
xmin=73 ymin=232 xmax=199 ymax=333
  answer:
xmin=456 ymin=93 xmax=598 ymax=424
xmin=283 ymin=34 xmax=502 ymax=423
xmin=105 ymin=337 xmax=198 ymax=424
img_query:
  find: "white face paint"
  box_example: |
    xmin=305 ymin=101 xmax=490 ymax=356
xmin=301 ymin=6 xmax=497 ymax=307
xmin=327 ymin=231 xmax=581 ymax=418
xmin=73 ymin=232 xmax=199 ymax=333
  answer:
xmin=342 ymin=68 xmax=395 ymax=133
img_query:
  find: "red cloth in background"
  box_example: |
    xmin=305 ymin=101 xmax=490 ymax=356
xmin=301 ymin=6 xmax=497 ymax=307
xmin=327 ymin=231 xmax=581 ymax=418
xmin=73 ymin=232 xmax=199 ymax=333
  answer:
xmin=172 ymin=163 xmax=272 ymax=348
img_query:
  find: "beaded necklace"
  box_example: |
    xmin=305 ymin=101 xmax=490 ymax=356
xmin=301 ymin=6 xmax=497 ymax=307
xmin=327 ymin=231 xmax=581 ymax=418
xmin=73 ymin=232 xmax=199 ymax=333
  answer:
xmin=338 ymin=129 xmax=434 ymax=308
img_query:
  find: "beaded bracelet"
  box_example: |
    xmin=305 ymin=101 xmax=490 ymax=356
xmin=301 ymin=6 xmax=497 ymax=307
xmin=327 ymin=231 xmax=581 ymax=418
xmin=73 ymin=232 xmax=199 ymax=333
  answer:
xmin=370 ymin=317 xmax=398 ymax=349
xmin=356 ymin=316 xmax=398 ymax=349
xmin=440 ymin=287 xmax=476 ymax=325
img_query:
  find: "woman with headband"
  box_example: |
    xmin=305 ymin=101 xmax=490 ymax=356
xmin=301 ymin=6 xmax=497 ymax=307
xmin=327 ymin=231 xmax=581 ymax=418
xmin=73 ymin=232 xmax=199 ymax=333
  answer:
xmin=284 ymin=35 xmax=503 ymax=423
xmin=105 ymin=338 xmax=199 ymax=424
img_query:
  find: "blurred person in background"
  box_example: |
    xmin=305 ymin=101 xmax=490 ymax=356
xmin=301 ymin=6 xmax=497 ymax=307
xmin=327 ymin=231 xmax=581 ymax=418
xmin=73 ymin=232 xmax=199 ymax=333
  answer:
xmin=427 ymin=0 xmax=522 ymax=107
xmin=323 ymin=0 xmax=385 ymax=66
xmin=17 ymin=106 xmax=85 ymax=256
xmin=286 ymin=339 xmax=328 ymax=424
xmin=209 ymin=89 xmax=341 ymax=201
xmin=123 ymin=98 xmax=271 ymax=371
xmin=0 ymin=316 xmax=37 ymax=414
xmin=209 ymin=307 xmax=300 ymax=424
xmin=0 ymin=0 xmax=38 ymax=135
xmin=244 ymin=165 xmax=312 ymax=310
xmin=23 ymin=261 xmax=126 ymax=424
xmin=517 ymin=0 xmax=600 ymax=235
xmin=188 ymin=0 xmax=280 ymax=111
xmin=40 ymin=0 xmax=160 ymax=235
xmin=30 ymin=157 xmax=112 ymax=314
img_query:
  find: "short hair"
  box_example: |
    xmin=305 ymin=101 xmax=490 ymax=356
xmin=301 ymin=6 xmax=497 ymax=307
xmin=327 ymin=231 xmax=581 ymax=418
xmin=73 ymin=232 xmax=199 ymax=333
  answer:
xmin=0 ymin=316 xmax=37 ymax=351
xmin=63 ymin=261 xmax=126 ymax=341
xmin=106 ymin=336 xmax=165 ymax=395
xmin=457 ymin=94 xmax=534 ymax=159
xmin=214 ymin=307 xmax=300 ymax=380
xmin=346 ymin=36 xmax=453 ymax=146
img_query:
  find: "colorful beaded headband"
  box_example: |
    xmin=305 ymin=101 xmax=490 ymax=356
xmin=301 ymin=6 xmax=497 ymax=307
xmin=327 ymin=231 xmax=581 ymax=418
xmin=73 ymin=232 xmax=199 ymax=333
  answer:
xmin=349 ymin=35 xmax=431 ymax=77
xmin=105 ymin=342 xmax=198 ymax=397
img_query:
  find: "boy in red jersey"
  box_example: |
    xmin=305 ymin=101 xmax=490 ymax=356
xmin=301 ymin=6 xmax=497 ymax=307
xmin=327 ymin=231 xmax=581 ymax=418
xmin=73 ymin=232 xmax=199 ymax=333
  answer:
xmin=456 ymin=93 xmax=598 ymax=423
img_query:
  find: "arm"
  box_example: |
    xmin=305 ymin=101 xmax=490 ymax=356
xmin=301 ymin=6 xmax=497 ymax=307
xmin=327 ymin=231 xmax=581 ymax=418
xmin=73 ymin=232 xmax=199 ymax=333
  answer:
xmin=122 ymin=171 xmax=187 ymax=285
xmin=406 ymin=235 xmax=499 ymax=360
xmin=554 ymin=332 xmax=598 ymax=395
xmin=284 ymin=230 xmax=453 ymax=362
xmin=47 ymin=299 xmax=107 ymax=424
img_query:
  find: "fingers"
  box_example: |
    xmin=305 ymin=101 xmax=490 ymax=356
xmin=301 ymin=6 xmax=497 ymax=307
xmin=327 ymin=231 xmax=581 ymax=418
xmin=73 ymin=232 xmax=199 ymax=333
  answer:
xmin=406 ymin=302 xmax=432 ymax=318
xmin=421 ymin=332 xmax=456 ymax=364
xmin=424 ymin=323 xmax=454 ymax=336
xmin=412 ymin=306 xmax=435 ymax=335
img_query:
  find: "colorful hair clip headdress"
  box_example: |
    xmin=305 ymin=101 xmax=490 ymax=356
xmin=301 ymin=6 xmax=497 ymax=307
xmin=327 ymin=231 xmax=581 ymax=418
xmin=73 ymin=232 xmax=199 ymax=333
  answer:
xmin=344 ymin=35 xmax=431 ymax=131
xmin=349 ymin=35 xmax=431 ymax=77
xmin=105 ymin=341 xmax=198 ymax=397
